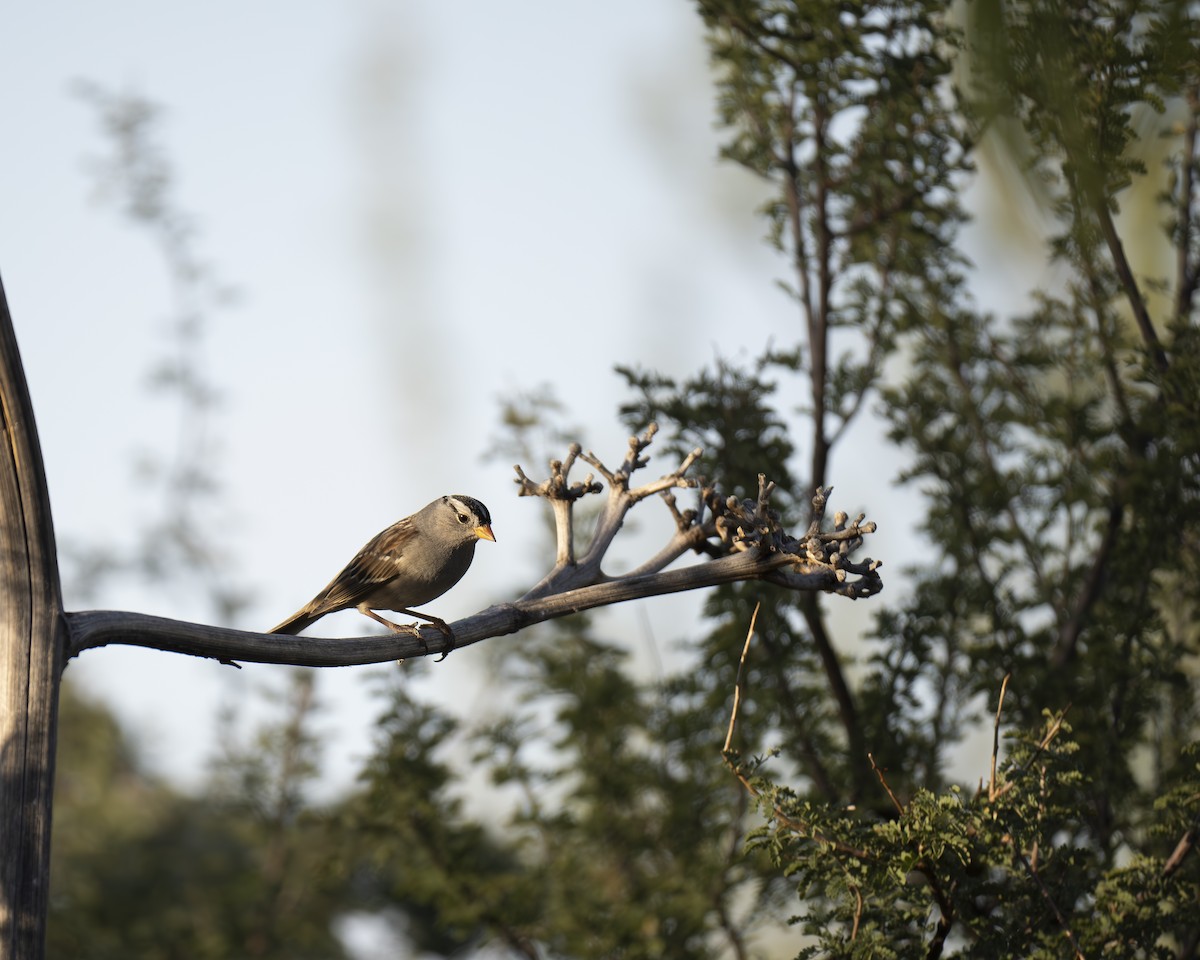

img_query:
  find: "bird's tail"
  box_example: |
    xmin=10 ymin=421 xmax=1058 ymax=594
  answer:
xmin=268 ymin=607 xmax=320 ymax=635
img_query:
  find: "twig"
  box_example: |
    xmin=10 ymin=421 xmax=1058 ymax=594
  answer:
xmin=1163 ymin=811 xmax=1200 ymax=877
xmin=519 ymin=431 xmax=882 ymax=604
xmin=514 ymin=443 xmax=601 ymax=568
xmin=723 ymin=603 xmax=761 ymax=754
xmin=869 ymin=753 xmax=904 ymax=816
xmin=719 ymin=606 xmax=873 ymax=860
xmin=991 ymin=705 xmax=1070 ymax=803
xmin=989 ymin=674 xmax=1011 ymax=802
xmin=1093 ymin=195 xmax=1168 ymax=373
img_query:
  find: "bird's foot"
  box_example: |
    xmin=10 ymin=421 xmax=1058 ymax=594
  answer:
xmin=426 ymin=618 xmax=455 ymax=662
xmin=395 ymin=619 xmax=455 ymax=661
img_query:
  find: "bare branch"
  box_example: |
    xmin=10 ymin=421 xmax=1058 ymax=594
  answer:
xmin=66 ymin=548 xmax=852 ymax=666
xmin=518 ymin=433 xmax=882 ymax=809
xmin=514 ymin=443 xmax=601 ymax=568
xmin=1093 ymin=195 xmax=1168 ymax=373
xmin=723 ymin=603 xmax=760 ymax=755
xmin=521 ymin=425 xmax=703 ymax=598
xmin=1164 ymin=818 xmax=1200 ymax=877
xmin=66 ymin=428 xmax=882 ymax=667
xmin=628 ymin=446 xmax=703 ymax=503
xmin=869 ymin=753 xmax=905 ymax=816
xmin=989 ymin=674 xmax=1011 ymax=803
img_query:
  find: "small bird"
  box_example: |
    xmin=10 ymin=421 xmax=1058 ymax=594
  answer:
xmin=269 ymin=494 xmax=495 ymax=656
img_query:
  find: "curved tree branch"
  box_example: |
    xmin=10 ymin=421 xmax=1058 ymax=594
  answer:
xmin=65 ymin=550 xmax=866 ymax=667
xmin=66 ymin=427 xmax=882 ymax=667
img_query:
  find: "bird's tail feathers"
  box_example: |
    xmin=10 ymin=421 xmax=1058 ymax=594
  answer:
xmin=268 ymin=608 xmax=320 ymax=635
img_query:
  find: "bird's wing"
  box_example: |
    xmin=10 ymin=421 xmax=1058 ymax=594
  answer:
xmin=301 ymin=520 xmax=412 ymax=615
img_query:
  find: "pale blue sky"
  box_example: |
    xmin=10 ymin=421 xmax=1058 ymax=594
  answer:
xmin=4 ymin=1 xmax=926 ymax=791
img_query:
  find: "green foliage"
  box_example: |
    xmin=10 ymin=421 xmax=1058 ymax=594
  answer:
xmin=49 ymin=675 xmax=348 ymax=960
xmin=695 ymin=0 xmax=972 ymax=465
xmin=737 ymin=722 xmax=1200 ymax=958
xmin=340 ymin=623 xmax=779 ymax=958
xmin=616 ymin=0 xmax=1200 ymax=955
xmin=339 ymin=673 xmax=545 ymax=955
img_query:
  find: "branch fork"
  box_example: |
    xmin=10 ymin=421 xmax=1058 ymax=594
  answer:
xmin=517 ymin=423 xmax=882 ymax=603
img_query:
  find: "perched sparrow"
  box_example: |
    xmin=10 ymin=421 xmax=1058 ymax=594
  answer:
xmin=269 ymin=494 xmax=495 ymax=655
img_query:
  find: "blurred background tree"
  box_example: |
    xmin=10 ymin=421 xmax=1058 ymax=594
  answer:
xmin=45 ymin=0 xmax=1200 ymax=957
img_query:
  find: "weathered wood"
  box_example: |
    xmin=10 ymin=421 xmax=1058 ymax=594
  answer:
xmin=0 ymin=275 xmax=65 ymax=960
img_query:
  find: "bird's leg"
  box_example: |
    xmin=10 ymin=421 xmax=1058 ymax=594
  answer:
xmin=358 ymin=606 xmax=455 ymax=660
xmin=398 ymin=608 xmax=456 ymax=661
xmin=359 ymin=607 xmax=406 ymax=633
xmin=358 ymin=607 xmax=436 ymax=658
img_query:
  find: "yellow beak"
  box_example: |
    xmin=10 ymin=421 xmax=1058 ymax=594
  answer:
xmin=475 ymin=524 xmax=496 ymax=542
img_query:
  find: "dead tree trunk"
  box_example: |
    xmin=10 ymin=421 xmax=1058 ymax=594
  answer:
xmin=0 ymin=275 xmax=65 ymax=960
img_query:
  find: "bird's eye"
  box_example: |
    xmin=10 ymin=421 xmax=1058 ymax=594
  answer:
xmin=457 ymin=513 xmax=469 ymax=524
